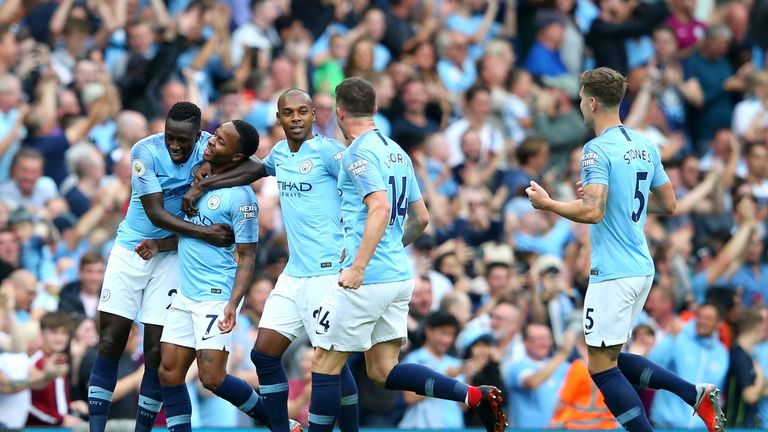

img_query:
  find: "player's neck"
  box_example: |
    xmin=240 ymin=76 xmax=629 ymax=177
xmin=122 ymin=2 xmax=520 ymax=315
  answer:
xmin=342 ymin=118 xmax=377 ymax=144
xmin=287 ymin=137 xmax=309 ymax=153
xmin=592 ymin=114 xmax=623 ymax=136
xmin=210 ymin=161 xmax=238 ymax=176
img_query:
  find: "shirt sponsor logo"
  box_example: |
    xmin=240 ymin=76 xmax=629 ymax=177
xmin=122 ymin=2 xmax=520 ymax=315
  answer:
xmin=348 ymin=159 xmax=368 ymax=177
xmin=300 ymin=159 xmax=313 ymax=174
xmin=207 ymin=195 xmax=221 ymax=210
xmin=582 ymin=152 xmax=599 ymax=168
xmin=277 ymin=181 xmax=312 ymax=198
xmin=333 ymin=151 xmax=344 ymax=161
xmin=239 ymin=205 xmax=257 ymax=220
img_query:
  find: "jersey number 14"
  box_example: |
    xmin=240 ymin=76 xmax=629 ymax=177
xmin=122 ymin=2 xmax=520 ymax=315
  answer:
xmin=387 ymin=176 xmax=408 ymax=226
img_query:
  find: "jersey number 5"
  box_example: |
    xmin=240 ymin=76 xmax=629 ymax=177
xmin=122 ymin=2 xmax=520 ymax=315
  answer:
xmin=387 ymin=176 xmax=408 ymax=226
xmin=631 ymin=171 xmax=649 ymax=222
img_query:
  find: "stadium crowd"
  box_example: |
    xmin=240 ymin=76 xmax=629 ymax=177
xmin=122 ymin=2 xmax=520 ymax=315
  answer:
xmin=0 ymin=0 xmax=766 ymax=429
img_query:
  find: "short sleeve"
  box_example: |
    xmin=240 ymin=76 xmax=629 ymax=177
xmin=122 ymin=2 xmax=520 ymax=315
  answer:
xmin=650 ymin=145 xmax=670 ymax=189
xmin=323 ymin=139 xmax=346 ymax=178
xmin=130 ymin=142 xmax=161 ymax=197
xmin=581 ymin=142 xmax=609 ymax=186
xmin=342 ymin=145 xmax=386 ymax=199
xmin=263 ymin=151 xmax=276 ymax=177
xmin=229 ymin=187 xmax=259 ymax=244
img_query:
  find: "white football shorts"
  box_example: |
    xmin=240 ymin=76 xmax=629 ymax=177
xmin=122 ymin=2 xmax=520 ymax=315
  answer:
xmin=583 ymin=275 xmax=654 ymax=348
xmin=160 ymin=290 xmax=243 ymax=352
xmin=98 ymin=245 xmax=179 ymax=326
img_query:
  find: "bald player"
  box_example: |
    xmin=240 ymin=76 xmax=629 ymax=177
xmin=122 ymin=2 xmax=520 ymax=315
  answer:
xmin=255 ymin=89 xmax=360 ymax=432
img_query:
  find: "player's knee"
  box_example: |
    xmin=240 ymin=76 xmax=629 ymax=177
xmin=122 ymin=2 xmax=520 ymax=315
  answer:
xmin=143 ymin=344 xmax=162 ymax=369
xmin=97 ymin=334 xmax=126 ymax=359
xmin=158 ymin=363 xmax=179 ymax=387
xmin=365 ymin=363 xmax=391 ymax=388
xmin=199 ymin=370 xmax=226 ymax=392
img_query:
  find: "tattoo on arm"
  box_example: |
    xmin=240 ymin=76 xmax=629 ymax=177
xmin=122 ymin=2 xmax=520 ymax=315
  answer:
xmin=583 ymin=184 xmax=608 ymax=212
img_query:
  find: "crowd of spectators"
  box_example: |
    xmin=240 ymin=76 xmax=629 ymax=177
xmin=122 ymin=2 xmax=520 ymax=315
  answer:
xmin=0 ymin=0 xmax=767 ymax=429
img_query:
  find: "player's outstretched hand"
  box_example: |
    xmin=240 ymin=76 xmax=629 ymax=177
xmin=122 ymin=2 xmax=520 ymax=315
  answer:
xmin=526 ymin=180 xmax=551 ymax=210
xmin=338 ymin=266 xmax=364 ymax=289
xmin=135 ymin=239 xmax=159 ymax=260
xmin=218 ymin=302 xmax=237 ymax=334
xmin=182 ymin=184 xmax=203 ymax=216
xmin=203 ymin=224 xmax=235 ymax=247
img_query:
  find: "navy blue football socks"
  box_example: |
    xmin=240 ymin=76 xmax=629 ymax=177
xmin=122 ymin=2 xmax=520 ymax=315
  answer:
xmin=134 ymin=367 xmax=163 ymax=432
xmin=252 ymin=350 xmax=290 ymax=432
xmin=384 ymin=363 xmax=468 ymax=403
xmin=88 ymin=356 xmax=119 ymax=432
xmin=591 ymin=367 xmax=653 ymax=432
xmin=213 ymin=374 xmax=271 ymax=425
xmin=338 ymin=364 xmax=360 ymax=432
xmin=618 ymin=352 xmax=698 ymax=406
xmin=308 ymin=372 xmax=341 ymax=432
xmin=162 ymin=384 xmax=192 ymax=432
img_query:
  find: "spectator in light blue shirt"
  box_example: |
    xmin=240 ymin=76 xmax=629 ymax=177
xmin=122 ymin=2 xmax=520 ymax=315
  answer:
xmin=648 ymin=303 xmax=730 ymax=428
xmin=399 ymin=311 xmax=465 ymax=429
xmin=506 ymin=323 xmax=572 ymax=428
xmin=437 ymin=31 xmax=477 ymax=96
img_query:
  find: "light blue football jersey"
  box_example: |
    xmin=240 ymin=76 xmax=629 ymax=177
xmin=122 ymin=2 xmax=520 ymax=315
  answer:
xmin=115 ymin=132 xmax=212 ymax=250
xmin=263 ymin=135 xmax=346 ymax=277
xmin=178 ymin=186 xmax=259 ymax=301
xmin=338 ymin=129 xmax=422 ymax=284
xmin=581 ymin=125 xmax=670 ymax=283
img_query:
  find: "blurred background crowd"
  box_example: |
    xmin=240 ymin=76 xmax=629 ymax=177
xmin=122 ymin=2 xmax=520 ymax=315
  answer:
xmin=0 ymin=0 xmax=767 ymax=429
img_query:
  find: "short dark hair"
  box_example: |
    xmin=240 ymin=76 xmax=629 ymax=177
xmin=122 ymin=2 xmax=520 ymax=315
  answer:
xmin=465 ymin=83 xmax=491 ymax=103
xmin=485 ymin=262 xmax=511 ymax=278
xmin=64 ymin=18 xmax=91 ymax=35
xmin=516 ymin=136 xmax=549 ymax=165
xmin=11 ymin=146 xmax=43 ymax=169
xmin=232 ymin=120 xmax=259 ymax=158
xmin=580 ymin=67 xmax=627 ymax=107
xmin=335 ymin=77 xmax=376 ymax=117
xmin=40 ymin=311 xmax=73 ymax=331
xmin=80 ymin=250 xmax=104 ymax=268
xmin=735 ymin=307 xmax=763 ymax=336
xmin=167 ymin=102 xmax=202 ymax=128
xmin=425 ymin=310 xmax=460 ymax=333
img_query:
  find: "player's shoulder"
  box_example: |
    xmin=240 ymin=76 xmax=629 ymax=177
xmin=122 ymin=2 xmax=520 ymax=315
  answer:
xmin=311 ymin=134 xmax=346 ymax=152
xmin=197 ymin=130 xmax=213 ymax=144
xmin=272 ymin=139 xmax=289 ymax=155
xmin=131 ymin=133 xmax=165 ymax=154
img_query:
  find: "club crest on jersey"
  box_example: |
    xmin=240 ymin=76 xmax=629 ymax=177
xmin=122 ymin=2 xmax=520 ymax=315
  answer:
xmin=101 ymin=289 xmax=111 ymax=302
xmin=300 ymin=159 xmax=313 ymax=174
xmin=133 ymin=160 xmax=146 ymax=176
xmin=207 ymin=195 xmax=221 ymax=210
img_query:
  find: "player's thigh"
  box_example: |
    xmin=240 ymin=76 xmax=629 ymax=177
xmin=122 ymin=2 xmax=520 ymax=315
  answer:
xmin=298 ymin=274 xmax=340 ymax=348
xmin=583 ymin=277 xmax=649 ymax=348
xmin=140 ymin=251 xmax=181 ymax=326
xmin=258 ymin=273 xmax=303 ymax=347
xmin=160 ymin=293 xmax=196 ymax=352
xmin=370 ymin=278 xmax=415 ymax=347
xmin=311 ymin=281 xmax=398 ymax=352
xmin=96 ymin=311 xmax=135 ymax=359
xmin=190 ymin=296 xmax=243 ymax=353
xmin=98 ymin=245 xmax=152 ymax=323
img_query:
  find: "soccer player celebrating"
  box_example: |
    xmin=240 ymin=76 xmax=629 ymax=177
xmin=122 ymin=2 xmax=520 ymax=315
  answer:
xmin=251 ymin=89 xmax=359 ymax=432
xmin=526 ymin=67 xmax=725 ymax=432
xmin=136 ymin=120 xmax=264 ymax=432
xmin=89 ymin=103 xmax=251 ymax=432
xmin=306 ymin=77 xmax=507 ymax=432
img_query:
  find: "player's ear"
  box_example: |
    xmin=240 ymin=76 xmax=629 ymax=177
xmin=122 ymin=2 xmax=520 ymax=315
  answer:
xmin=336 ymin=106 xmax=343 ymax=121
xmin=232 ymin=152 xmax=245 ymax=163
